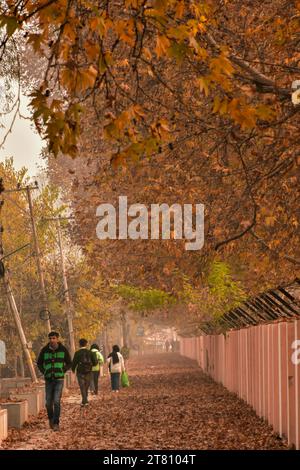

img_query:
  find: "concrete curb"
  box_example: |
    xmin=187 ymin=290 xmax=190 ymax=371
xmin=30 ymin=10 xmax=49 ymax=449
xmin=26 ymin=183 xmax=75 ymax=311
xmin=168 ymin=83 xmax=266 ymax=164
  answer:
xmin=0 ymin=409 xmax=8 ymax=443
xmin=0 ymin=401 xmax=28 ymax=429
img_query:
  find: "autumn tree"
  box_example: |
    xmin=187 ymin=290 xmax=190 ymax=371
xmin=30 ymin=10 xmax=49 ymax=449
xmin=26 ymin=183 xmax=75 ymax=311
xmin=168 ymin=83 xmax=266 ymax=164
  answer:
xmin=0 ymin=160 xmax=119 ymax=374
xmin=0 ymin=1 xmax=299 ymax=333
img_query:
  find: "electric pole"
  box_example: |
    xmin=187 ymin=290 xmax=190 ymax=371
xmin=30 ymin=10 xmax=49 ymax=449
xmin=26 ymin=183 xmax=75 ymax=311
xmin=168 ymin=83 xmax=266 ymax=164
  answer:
xmin=45 ymin=217 xmax=76 ymax=358
xmin=56 ymin=218 xmax=76 ymax=358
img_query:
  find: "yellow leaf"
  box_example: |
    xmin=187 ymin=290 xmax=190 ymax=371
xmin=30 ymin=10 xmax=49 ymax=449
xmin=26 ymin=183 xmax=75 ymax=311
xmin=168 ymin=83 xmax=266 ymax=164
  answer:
xmin=175 ymin=1 xmax=185 ymax=19
xmin=265 ymin=216 xmax=276 ymax=227
xmin=50 ymin=99 xmax=63 ymax=111
xmin=115 ymin=19 xmax=135 ymax=46
xmin=197 ymin=77 xmax=210 ymax=96
xmin=142 ymin=47 xmax=152 ymax=60
xmin=189 ymin=37 xmax=208 ymax=60
xmin=90 ymin=15 xmax=108 ymax=38
xmin=255 ymin=105 xmax=276 ymax=121
xmin=155 ymin=35 xmax=171 ymax=57
xmin=167 ymin=41 xmax=188 ymax=64
xmin=99 ymin=52 xmax=113 ymax=73
xmin=213 ymin=96 xmax=221 ymax=113
xmin=77 ymin=65 xmax=98 ymax=91
xmin=227 ymin=99 xmax=257 ymax=129
xmin=144 ymin=137 xmax=158 ymax=155
xmin=85 ymin=41 xmax=100 ymax=61
xmin=132 ymin=105 xmax=146 ymax=119
xmin=154 ymin=0 xmax=168 ymax=12
xmin=61 ymin=68 xmax=76 ymax=92
xmin=219 ymin=99 xmax=228 ymax=115
xmin=159 ymin=119 xmax=170 ymax=132
xmin=210 ymin=53 xmax=234 ymax=77
xmin=240 ymin=108 xmax=257 ymax=129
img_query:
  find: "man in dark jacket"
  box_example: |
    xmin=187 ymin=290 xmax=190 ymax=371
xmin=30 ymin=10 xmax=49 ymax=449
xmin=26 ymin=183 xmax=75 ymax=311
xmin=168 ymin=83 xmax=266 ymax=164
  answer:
xmin=72 ymin=338 xmax=97 ymax=406
xmin=37 ymin=331 xmax=72 ymax=431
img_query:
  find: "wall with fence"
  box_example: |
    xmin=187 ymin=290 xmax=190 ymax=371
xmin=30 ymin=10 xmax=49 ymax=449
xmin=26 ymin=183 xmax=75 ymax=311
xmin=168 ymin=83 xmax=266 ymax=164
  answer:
xmin=180 ymin=319 xmax=300 ymax=449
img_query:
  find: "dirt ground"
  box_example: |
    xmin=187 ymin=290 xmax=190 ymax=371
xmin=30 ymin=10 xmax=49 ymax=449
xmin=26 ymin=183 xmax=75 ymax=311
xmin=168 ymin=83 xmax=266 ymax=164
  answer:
xmin=0 ymin=353 xmax=289 ymax=450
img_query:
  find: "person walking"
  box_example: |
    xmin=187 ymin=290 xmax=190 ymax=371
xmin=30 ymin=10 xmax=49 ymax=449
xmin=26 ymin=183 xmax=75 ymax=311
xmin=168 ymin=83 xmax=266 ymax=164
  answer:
xmin=37 ymin=331 xmax=72 ymax=431
xmin=90 ymin=343 xmax=104 ymax=395
xmin=107 ymin=345 xmax=125 ymax=393
xmin=72 ymin=339 xmax=97 ymax=406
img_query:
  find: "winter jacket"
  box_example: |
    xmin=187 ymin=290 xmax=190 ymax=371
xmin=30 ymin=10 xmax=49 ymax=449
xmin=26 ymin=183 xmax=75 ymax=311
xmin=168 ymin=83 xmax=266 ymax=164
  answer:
xmin=71 ymin=347 xmax=98 ymax=374
xmin=91 ymin=348 xmax=104 ymax=372
xmin=107 ymin=352 xmax=125 ymax=374
xmin=37 ymin=343 xmax=72 ymax=380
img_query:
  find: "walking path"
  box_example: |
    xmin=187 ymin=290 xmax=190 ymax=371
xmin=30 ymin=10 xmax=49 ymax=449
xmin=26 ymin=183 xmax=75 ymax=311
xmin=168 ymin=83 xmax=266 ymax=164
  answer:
xmin=1 ymin=354 xmax=289 ymax=450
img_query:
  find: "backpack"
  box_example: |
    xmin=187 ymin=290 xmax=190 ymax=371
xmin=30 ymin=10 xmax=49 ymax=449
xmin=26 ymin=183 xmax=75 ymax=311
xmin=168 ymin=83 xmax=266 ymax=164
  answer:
xmin=90 ymin=350 xmax=104 ymax=369
xmin=77 ymin=349 xmax=93 ymax=374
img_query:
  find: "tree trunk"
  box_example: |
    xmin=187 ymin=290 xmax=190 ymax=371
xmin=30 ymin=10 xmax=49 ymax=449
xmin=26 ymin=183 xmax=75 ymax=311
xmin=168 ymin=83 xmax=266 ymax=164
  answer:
xmin=103 ymin=327 xmax=109 ymax=359
xmin=121 ymin=311 xmax=128 ymax=346
xmin=14 ymin=356 xmax=18 ymax=377
xmin=19 ymin=353 xmax=25 ymax=377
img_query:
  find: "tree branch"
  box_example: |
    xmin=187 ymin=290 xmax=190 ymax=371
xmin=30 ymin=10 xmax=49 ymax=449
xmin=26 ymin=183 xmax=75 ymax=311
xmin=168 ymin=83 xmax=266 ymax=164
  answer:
xmin=206 ymin=31 xmax=291 ymax=97
xmin=250 ymin=230 xmax=300 ymax=265
xmin=214 ymin=205 xmax=257 ymax=251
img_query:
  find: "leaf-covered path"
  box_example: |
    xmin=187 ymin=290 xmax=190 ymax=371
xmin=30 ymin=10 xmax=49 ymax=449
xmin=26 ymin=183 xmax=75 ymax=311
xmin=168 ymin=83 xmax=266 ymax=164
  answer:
xmin=1 ymin=354 xmax=289 ymax=450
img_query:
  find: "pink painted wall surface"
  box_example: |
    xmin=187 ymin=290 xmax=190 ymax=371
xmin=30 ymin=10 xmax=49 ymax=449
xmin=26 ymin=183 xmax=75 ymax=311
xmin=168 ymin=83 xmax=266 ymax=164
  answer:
xmin=180 ymin=319 xmax=300 ymax=449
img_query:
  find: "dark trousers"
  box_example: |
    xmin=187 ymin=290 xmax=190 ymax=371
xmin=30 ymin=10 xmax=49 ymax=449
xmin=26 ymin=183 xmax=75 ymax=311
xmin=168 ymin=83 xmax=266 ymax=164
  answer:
xmin=110 ymin=372 xmax=121 ymax=391
xmin=77 ymin=372 xmax=91 ymax=404
xmin=45 ymin=379 xmax=64 ymax=424
xmin=90 ymin=371 xmax=100 ymax=394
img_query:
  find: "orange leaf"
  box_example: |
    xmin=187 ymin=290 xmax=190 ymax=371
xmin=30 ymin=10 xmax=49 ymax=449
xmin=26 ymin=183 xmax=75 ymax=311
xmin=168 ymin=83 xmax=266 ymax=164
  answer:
xmin=175 ymin=1 xmax=185 ymax=19
xmin=155 ymin=35 xmax=171 ymax=57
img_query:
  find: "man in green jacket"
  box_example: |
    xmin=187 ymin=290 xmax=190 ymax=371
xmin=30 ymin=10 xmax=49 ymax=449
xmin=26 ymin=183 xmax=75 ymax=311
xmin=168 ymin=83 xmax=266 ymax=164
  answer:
xmin=37 ymin=331 xmax=72 ymax=431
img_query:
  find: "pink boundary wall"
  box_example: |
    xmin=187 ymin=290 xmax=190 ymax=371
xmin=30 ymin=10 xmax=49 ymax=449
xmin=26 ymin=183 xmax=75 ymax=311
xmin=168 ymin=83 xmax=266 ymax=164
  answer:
xmin=180 ymin=319 xmax=300 ymax=449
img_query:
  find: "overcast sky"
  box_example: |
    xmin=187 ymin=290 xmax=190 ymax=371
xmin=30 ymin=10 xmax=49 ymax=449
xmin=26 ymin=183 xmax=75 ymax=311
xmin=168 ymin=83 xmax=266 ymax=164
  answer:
xmin=0 ymin=91 xmax=45 ymax=177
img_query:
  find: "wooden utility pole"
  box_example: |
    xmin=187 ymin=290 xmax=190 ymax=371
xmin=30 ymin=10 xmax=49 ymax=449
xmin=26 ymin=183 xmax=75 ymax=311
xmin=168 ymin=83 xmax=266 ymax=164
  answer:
xmin=45 ymin=217 xmax=76 ymax=358
xmin=4 ymin=274 xmax=38 ymax=383
xmin=26 ymin=186 xmax=51 ymax=332
xmin=56 ymin=218 xmax=76 ymax=358
xmin=103 ymin=327 xmax=109 ymax=359
xmin=18 ymin=278 xmax=25 ymax=377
